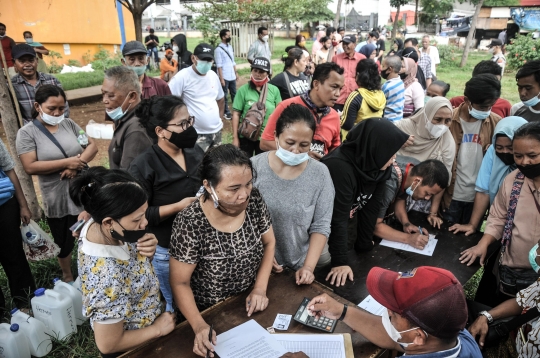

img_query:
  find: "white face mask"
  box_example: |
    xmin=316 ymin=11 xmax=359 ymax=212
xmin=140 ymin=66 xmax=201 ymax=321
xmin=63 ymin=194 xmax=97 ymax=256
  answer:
xmin=262 ymin=35 xmax=269 ymax=42
xmin=39 ymin=106 xmax=65 ymax=125
xmin=381 ymin=309 xmax=425 ymax=348
xmin=489 ymin=47 xmax=495 ymax=53
xmin=425 ymin=115 xmax=449 ymax=138
xmin=173 ymin=45 xmax=179 ymax=52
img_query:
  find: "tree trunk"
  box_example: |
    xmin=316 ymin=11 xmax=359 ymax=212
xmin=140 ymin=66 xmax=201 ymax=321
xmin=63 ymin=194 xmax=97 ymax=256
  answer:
xmin=414 ymin=0 xmax=419 ymax=25
xmin=286 ymin=21 xmax=291 ymax=39
xmin=334 ymin=0 xmax=343 ymax=28
xmin=392 ymin=6 xmax=401 ymax=40
xmin=133 ymin=10 xmax=144 ymax=42
xmin=460 ymin=0 xmax=483 ymax=67
xmin=0 ymin=74 xmax=42 ymax=220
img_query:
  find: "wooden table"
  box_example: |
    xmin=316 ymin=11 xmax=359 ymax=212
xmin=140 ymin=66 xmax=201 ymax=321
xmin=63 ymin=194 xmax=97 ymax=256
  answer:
xmin=121 ymin=268 xmax=387 ymax=358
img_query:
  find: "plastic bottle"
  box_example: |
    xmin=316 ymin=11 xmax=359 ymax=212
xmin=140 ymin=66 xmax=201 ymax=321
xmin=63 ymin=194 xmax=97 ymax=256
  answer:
xmin=0 ymin=323 xmax=31 ymax=358
xmin=10 ymin=308 xmax=52 ymax=357
xmin=77 ymin=130 xmax=89 ymax=148
xmin=21 ymin=225 xmax=45 ymax=247
xmin=31 ymin=288 xmax=77 ymax=340
xmin=52 ymin=277 xmax=87 ymax=325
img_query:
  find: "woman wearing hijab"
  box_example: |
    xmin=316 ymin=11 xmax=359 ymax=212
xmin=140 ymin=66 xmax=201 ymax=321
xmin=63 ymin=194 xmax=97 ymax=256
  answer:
xmin=322 ymin=118 xmax=409 ymax=286
xmin=449 ymin=116 xmax=527 ymax=236
xmin=387 ymin=39 xmax=403 ymax=57
xmin=172 ymin=34 xmax=192 ymax=70
xmin=311 ymin=30 xmax=326 ymax=57
xmin=401 ymin=58 xmax=425 ymax=118
xmin=359 ymin=43 xmax=377 ymax=60
xmin=395 ymin=97 xmax=455 ymax=228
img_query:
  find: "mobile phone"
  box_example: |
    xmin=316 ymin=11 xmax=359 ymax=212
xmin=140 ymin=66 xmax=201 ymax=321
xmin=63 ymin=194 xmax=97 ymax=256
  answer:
xmin=70 ymin=219 xmax=86 ymax=233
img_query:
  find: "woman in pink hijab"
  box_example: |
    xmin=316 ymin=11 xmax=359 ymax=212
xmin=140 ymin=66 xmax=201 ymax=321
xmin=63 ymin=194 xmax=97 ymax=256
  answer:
xmin=311 ymin=30 xmax=326 ymax=57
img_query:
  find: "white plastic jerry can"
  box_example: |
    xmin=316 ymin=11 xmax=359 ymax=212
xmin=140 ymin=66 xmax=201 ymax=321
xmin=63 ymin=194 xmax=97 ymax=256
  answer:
xmin=30 ymin=288 xmax=77 ymax=340
xmin=10 ymin=308 xmax=53 ymax=357
xmin=52 ymin=277 xmax=88 ymax=325
xmin=0 ymin=323 xmax=31 ymax=358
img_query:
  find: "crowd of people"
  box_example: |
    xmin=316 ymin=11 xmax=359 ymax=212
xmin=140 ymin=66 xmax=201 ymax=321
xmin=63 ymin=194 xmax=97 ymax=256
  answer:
xmin=1 ymin=22 xmax=540 ymax=358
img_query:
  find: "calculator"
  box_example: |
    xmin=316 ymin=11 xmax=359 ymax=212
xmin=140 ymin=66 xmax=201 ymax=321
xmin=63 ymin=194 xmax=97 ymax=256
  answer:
xmin=293 ymin=297 xmax=337 ymax=333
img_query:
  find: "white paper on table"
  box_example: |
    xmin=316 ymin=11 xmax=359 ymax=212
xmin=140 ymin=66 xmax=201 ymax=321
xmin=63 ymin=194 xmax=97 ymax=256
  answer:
xmin=214 ymin=319 xmax=287 ymax=358
xmin=358 ymin=295 xmax=386 ymax=316
xmin=379 ymin=234 xmax=438 ymax=256
xmin=275 ymin=334 xmax=346 ymax=358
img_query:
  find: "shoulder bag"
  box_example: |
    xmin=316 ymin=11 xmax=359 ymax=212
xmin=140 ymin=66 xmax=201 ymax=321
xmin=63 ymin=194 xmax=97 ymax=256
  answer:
xmin=238 ymin=84 xmax=268 ymax=141
xmin=283 ymin=71 xmax=294 ymax=98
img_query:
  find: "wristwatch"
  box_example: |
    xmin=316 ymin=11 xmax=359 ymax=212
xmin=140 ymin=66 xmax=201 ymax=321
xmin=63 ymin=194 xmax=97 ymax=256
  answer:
xmin=479 ymin=310 xmax=493 ymax=324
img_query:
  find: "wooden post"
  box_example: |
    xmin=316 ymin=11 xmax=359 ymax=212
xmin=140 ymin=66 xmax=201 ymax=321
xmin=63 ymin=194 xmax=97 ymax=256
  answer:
xmin=0 ymin=50 xmax=43 ymax=220
xmin=0 ymin=45 xmax=24 ymax=128
xmin=460 ymin=0 xmax=483 ymax=68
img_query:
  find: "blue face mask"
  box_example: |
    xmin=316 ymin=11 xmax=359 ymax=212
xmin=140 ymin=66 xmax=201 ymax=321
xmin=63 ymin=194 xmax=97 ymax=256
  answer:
xmin=106 ymin=92 xmax=134 ymax=121
xmin=275 ymin=142 xmax=309 ymax=166
xmin=129 ymin=65 xmax=146 ymax=77
xmin=405 ymin=180 xmax=420 ymax=197
xmin=529 ymin=243 xmax=540 ymax=273
xmin=523 ymin=92 xmax=540 ymax=107
xmin=468 ymin=105 xmax=491 ymax=120
xmin=195 ymin=59 xmax=212 ymax=75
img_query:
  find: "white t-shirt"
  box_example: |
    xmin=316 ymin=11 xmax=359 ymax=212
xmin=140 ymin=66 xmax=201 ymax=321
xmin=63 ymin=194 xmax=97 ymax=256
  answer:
xmin=421 ymin=46 xmax=440 ymax=76
xmin=453 ymin=119 xmax=483 ymax=202
xmin=168 ymin=66 xmax=225 ymax=134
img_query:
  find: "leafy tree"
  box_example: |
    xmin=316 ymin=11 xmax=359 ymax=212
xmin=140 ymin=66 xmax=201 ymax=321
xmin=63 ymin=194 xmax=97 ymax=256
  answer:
xmin=117 ymin=0 xmax=156 ymax=42
xmin=419 ymin=0 xmax=453 ymax=25
xmin=459 ymin=0 xmax=483 ymax=67
xmin=390 ymin=0 xmax=408 ymax=39
xmin=334 ymin=0 xmax=355 ymax=28
xmin=194 ymin=15 xmax=220 ymax=47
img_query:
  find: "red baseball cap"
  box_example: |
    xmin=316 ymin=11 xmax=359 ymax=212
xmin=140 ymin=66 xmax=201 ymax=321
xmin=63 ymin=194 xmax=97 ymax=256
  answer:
xmin=367 ymin=266 xmax=467 ymax=339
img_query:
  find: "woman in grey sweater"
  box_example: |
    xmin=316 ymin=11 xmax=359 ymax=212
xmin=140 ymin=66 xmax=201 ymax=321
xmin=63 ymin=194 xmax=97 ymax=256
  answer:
xmin=252 ymin=104 xmax=335 ymax=285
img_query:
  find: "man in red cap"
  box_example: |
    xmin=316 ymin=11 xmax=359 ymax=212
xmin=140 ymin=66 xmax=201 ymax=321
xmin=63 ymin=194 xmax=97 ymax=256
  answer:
xmin=306 ymin=266 xmax=482 ymax=357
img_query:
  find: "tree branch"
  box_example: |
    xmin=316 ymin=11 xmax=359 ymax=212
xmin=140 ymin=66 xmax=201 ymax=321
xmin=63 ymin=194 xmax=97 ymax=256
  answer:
xmin=118 ymin=0 xmax=133 ymax=12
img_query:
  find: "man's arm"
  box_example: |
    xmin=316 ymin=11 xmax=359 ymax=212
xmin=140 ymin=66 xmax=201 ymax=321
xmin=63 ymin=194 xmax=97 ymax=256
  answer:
xmin=217 ymin=97 xmax=225 ymax=119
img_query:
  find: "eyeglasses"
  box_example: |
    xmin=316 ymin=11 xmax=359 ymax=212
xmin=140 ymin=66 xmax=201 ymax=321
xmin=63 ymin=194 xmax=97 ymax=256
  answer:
xmin=167 ymin=116 xmax=195 ymax=131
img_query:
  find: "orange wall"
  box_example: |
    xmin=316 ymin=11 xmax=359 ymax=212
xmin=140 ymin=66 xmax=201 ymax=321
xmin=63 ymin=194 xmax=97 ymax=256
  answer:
xmin=0 ymin=0 xmax=135 ymax=64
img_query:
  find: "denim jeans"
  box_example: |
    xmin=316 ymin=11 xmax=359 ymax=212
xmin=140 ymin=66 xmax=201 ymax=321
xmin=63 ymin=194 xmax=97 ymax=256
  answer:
xmin=442 ymin=199 xmax=474 ymax=225
xmin=222 ymin=79 xmax=237 ymax=116
xmin=147 ymin=47 xmax=160 ymax=68
xmin=152 ymin=245 xmax=174 ymax=312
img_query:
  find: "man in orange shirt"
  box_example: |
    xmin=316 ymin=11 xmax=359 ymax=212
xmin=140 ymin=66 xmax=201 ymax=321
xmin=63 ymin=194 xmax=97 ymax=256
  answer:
xmin=331 ymin=35 xmax=365 ymax=112
xmin=160 ymin=49 xmax=178 ymax=82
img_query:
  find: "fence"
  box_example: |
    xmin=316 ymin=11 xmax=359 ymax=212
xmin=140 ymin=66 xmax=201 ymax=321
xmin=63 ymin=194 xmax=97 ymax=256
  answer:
xmin=221 ymin=21 xmax=274 ymax=59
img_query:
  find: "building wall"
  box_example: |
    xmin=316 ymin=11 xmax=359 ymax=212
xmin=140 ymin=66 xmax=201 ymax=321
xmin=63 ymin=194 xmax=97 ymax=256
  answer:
xmin=0 ymin=0 xmax=135 ymax=65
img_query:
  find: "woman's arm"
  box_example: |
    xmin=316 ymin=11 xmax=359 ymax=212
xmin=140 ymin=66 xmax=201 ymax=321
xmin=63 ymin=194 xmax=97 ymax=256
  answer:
xmin=459 ymin=233 xmax=497 ymax=266
xmin=79 ymin=137 xmax=98 ymax=164
xmin=427 ymin=190 xmax=444 ymax=229
xmin=449 ymin=192 xmax=490 ymax=236
xmin=232 ymin=110 xmax=241 ymax=148
xmin=296 ymin=233 xmax=326 ymax=285
xmin=19 ymin=151 xmax=87 ymax=175
xmin=5 ymin=169 xmax=31 ymax=224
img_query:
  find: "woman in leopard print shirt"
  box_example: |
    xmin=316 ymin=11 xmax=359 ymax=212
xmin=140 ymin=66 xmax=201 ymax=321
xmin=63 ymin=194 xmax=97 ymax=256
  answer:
xmin=170 ymin=144 xmax=276 ymax=357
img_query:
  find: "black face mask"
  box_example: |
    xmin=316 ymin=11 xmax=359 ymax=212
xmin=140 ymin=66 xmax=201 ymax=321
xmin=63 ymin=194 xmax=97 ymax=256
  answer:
xmin=399 ymin=72 xmax=408 ymax=80
xmin=517 ymin=163 xmax=540 ymax=179
xmin=166 ymin=126 xmax=198 ymax=149
xmin=496 ymin=151 xmax=515 ymax=166
xmin=111 ymin=221 xmax=147 ymax=243
xmin=225 ymin=37 xmax=231 ymax=43
xmin=381 ymin=69 xmax=390 ymax=80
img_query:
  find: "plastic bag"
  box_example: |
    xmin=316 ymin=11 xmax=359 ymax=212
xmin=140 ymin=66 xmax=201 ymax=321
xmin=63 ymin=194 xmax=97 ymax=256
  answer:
xmin=20 ymin=220 xmax=60 ymax=261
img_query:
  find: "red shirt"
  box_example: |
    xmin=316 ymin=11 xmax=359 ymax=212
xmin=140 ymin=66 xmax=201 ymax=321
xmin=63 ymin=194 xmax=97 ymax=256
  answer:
xmin=261 ymin=96 xmax=341 ymax=155
xmin=141 ymin=74 xmax=172 ymax=99
xmin=331 ymin=52 xmax=366 ymax=105
xmin=450 ymin=96 xmax=511 ymax=118
xmin=1 ymin=36 xmax=15 ymax=67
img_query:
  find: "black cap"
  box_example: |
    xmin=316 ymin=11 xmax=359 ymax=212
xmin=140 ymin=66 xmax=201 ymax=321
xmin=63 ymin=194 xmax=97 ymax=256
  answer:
xmin=488 ymin=39 xmax=503 ymax=47
xmin=251 ymin=57 xmax=271 ymax=72
xmin=402 ymin=47 xmax=419 ymax=63
xmin=12 ymin=44 xmax=36 ymax=60
xmin=341 ymin=35 xmax=356 ymax=44
xmin=193 ymin=43 xmax=214 ymax=60
xmin=122 ymin=41 xmax=147 ymax=56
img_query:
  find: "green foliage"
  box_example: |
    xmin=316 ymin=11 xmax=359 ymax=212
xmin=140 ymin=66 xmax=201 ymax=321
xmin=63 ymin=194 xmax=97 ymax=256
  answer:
xmin=47 ymin=51 xmax=63 ymax=74
xmin=82 ymin=51 xmax=93 ymax=65
xmin=193 ymin=15 xmax=220 ymax=47
xmin=67 ymin=59 xmax=82 ymax=67
xmin=55 ymin=71 xmax=106 ymax=91
xmin=389 ymin=0 xmax=408 ymax=8
xmin=90 ymin=46 xmax=123 ymax=71
xmin=505 ymin=33 xmax=540 ymax=71
xmin=484 ymin=0 xmax=519 ymax=6
xmin=419 ymin=0 xmax=453 ymax=24
xmin=437 ymin=45 xmax=458 ymax=67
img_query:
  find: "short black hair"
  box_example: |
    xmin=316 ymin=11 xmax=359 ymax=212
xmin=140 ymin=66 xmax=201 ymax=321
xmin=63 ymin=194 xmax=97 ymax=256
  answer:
xmin=472 ymin=60 xmax=502 ymax=77
xmin=275 ymin=104 xmax=316 ymax=137
xmin=337 ymin=27 xmax=345 ymax=32
xmin=219 ymin=29 xmax=230 ymax=39
xmin=430 ymin=80 xmax=451 ymax=96
xmin=404 ymin=37 xmax=418 ymax=47
xmin=311 ymin=62 xmax=344 ymax=89
xmin=137 ymin=95 xmax=187 ymax=139
xmin=516 ymin=59 xmax=540 ymax=86
xmin=384 ymin=55 xmax=402 ymax=73
xmin=514 ymin=121 xmax=540 ymax=143
xmin=31 ymin=85 xmax=67 ymax=119
xmin=149 ymin=28 xmax=155 ymax=33
xmin=369 ymin=31 xmax=379 ymax=39
xmin=320 ymin=36 xmax=329 ymax=44
xmin=326 ymin=27 xmax=336 ymax=37
xmin=258 ymin=26 xmax=268 ymax=35
xmin=356 ymin=59 xmax=381 ymax=91
xmin=0 ymin=23 xmax=5 ymax=29
xmin=464 ymin=74 xmax=501 ymax=105
xmin=23 ymin=31 xmax=33 ymax=38
xmin=410 ymin=159 xmax=449 ymax=189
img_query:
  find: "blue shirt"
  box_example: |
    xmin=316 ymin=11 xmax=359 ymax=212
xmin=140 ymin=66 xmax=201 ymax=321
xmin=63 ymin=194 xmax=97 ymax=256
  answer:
xmin=214 ymin=43 xmax=236 ymax=81
xmin=382 ymin=77 xmax=405 ymax=122
xmin=404 ymin=330 xmax=482 ymax=358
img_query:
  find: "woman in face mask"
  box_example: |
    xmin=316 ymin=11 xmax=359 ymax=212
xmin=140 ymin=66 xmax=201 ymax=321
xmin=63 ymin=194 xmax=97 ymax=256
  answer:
xmin=314 ymin=36 xmax=331 ymax=65
xmin=460 ymin=121 xmax=540 ymax=308
xmin=311 ymin=30 xmax=326 ymax=58
xmin=16 ymin=85 xmax=98 ymax=284
xmin=401 ymin=58 xmax=425 ymax=118
xmin=252 ymin=104 xmax=334 ymax=284
xmin=269 ymin=47 xmax=310 ymax=101
xmin=23 ymin=30 xmax=49 ymax=73
xmin=232 ymin=57 xmax=282 ymax=157
xmin=395 ymin=97 xmax=455 ymax=228
xmin=69 ymin=167 xmax=175 ymax=358
xmin=128 ymin=96 xmax=204 ymax=313
xmin=327 ymin=33 xmax=343 ymax=61
xmin=169 ymin=144 xmax=275 ymax=358
xmin=449 ymin=116 xmax=527 ymax=237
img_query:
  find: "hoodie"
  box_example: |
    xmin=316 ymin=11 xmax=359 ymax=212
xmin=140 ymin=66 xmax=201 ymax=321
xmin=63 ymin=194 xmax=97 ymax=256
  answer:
xmin=340 ymin=87 xmax=386 ymax=137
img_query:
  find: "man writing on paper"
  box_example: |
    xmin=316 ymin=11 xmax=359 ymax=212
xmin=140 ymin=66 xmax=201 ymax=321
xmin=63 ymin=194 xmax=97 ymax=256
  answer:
xmin=305 ymin=266 xmax=482 ymax=357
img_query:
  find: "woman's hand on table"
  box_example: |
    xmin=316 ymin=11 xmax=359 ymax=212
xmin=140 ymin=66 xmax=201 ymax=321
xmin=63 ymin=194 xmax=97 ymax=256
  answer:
xmin=193 ymin=322 xmax=216 ymax=357
xmin=306 ymin=293 xmax=343 ymax=320
xmin=459 ymin=243 xmax=488 ymax=266
xmin=295 ymin=266 xmax=314 ymax=285
xmin=246 ymin=287 xmax=269 ymax=317
xmin=272 ymin=257 xmax=284 ymax=273
xmin=281 ymin=352 xmax=309 ymax=358
xmin=449 ymin=223 xmax=476 ymax=236
xmin=136 ymin=233 xmax=158 ymax=257
xmin=325 ymin=265 xmax=353 ymax=287
xmin=427 ymin=214 xmax=443 ymax=229
xmin=468 ymin=315 xmax=489 ymax=350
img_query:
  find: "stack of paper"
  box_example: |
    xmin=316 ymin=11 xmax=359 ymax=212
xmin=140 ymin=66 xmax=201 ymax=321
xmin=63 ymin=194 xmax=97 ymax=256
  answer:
xmin=379 ymin=234 xmax=438 ymax=256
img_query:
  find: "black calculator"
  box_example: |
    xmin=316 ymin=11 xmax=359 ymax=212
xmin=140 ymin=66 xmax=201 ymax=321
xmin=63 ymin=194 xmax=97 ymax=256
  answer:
xmin=293 ymin=297 xmax=337 ymax=333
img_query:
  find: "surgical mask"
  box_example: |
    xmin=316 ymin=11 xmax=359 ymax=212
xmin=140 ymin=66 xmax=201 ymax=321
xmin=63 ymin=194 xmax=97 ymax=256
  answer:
xmin=195 ymin=59 xmax=212 ymax=75
xmin=262 ymin=35 xmax=269 ymax=42
xmin=489 ymin=47 xmax=495 ymax=53
xmin=522 ymin=92 xmax=540 ymax=107
xmin=381 ymin=309 xmax=423 ymax=348
xmin=405 ymin=180 xmax=421 ymax=197
xmin=209 ymin=186 xmax=250 ymax=216
xmin=424 ymin=96 xmax=432 ymax=105
xmin=173 ymin=45 xmax=179 ymax=52
xmin=110 ymin=221 xmax=148 ymax=243
xmin=425 ymin=118 xmax=449 ymax=138
xmin=164 ymin=126 xmax=198 ymax=149
xmin=468 ymin=105 xmax=491 ymax=120
xmin=495 ymin=151 xmax=515 ymax=166
xmin=275 ymin=142 xmax=310 ymax=166
xmin=517 ymin=162 xmax=540 ymax=179
xmin=106 ymin=92 xmax=133 ymax=122
xmin=529 ymin=243 xmax=540 ymax=273
xmin=128 ymin=65 xmax=146 ymax=76
xmin=332 ymin=41 xmax=338 ymax=47
xmin=25 ymin=38 xmax=34 ymax=44
xmin=39 ymin=106 xmax=65 ymax=125
xmin=250 ymin=74 xmax=269 ymax=87
xmin=299 ymin=41 xmax=306 ymax=47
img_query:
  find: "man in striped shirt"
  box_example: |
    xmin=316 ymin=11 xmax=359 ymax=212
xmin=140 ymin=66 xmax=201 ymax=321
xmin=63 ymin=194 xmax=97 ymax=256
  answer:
xmin=381 ymin=55 xmax=404 ymax=122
